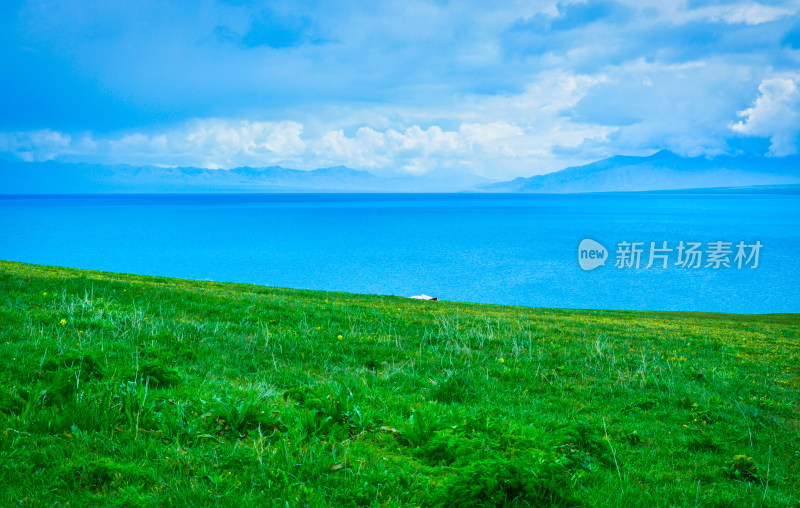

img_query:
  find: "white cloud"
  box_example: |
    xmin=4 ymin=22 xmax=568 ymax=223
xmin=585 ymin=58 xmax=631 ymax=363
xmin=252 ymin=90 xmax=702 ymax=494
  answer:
xmin=730 ymin=77 xmax=800 ymax=156
xmin=460 ymin=122 xmax=524 ymax=155
xmin=183 ymin=119 xmax=306 ymax=167
xmin=0 ymin=129 xmax=72 ymax=162
xmin=0 ymin=120 xmax=309 ymax=169
xmin=109 ymin=133 xmax=168 ymax=155
xmin=646 ymin=1 xmax=799 ymax=26
xmin=386 ymin=125 xmax=460 ymax=154
xmin=701 ymin=3 xmax=798 ymax=25
xmin=314 ymin=124 xmax=486 ymax=174
xmin=312 ymin=121 xmax=548 ymax=175
xmin=316 ymin=127 xmax=390 ymax=169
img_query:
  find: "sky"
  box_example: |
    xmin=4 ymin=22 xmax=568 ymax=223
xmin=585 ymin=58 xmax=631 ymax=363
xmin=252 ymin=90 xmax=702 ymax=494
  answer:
xmin=1 ymin=0 xmax=799 ymax=180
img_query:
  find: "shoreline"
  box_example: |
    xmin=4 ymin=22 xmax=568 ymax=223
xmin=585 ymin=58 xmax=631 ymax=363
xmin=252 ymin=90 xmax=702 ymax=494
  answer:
xmin=3 ymin=259 xmax=796 ymax=319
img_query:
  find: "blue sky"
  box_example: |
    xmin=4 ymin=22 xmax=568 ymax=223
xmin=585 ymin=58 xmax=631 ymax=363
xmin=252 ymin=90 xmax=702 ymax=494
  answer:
xmin=1 ymin=0 xmax=799 ymax=179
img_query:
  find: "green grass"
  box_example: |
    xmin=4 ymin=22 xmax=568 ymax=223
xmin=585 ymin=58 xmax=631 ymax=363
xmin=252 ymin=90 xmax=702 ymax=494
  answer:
xmin=0 ymin=260 xmax=798 ymax=507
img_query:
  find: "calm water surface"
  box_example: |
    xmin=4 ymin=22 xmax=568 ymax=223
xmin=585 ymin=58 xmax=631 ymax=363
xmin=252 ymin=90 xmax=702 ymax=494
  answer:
xmin=1 ymin=193 xmax=798 ymax=313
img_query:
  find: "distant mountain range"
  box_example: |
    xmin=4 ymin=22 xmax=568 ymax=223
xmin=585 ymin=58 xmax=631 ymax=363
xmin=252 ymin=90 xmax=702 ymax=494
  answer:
xmin=480 ymin=150 xmax=800 ymax=193
xmin=0 ymin=160 xmax=487 ymax=193
xmin=1 ymin=150 xmax=799 ymax=193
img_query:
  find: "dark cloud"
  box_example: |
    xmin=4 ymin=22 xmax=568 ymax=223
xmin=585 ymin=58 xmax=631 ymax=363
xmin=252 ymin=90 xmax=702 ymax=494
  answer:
xmin=500 ymin=1 xmax=632 ymax=61
xmin=550 ymin=0 xmax=632 ymax=31
xmin=240 ymin=8 xmax=322 ymax=48
xmin=501 ymin=9 xmax=794 ymax=77
xmin=508 ymin=0 xmax=630 ymax=35
xmin=782 ymin=18 xmax=800 ymax=48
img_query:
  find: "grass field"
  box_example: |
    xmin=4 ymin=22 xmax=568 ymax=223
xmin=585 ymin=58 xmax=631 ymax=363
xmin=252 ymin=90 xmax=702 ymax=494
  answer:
xmin=0 ymin=260 xmax=798 ymax=507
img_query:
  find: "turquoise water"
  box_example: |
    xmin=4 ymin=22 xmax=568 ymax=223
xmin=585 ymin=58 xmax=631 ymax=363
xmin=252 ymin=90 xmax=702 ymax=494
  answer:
xmin=1 ymin=193 xmax=798 ymax=313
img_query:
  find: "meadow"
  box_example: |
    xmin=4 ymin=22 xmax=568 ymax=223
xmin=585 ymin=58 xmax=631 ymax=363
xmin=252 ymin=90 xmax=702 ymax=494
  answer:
xmin=0 ymin=260 xmax=798 ymax=506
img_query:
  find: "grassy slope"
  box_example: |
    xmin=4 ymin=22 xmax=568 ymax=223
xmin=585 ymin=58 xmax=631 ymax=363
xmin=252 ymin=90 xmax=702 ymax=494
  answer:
xmin=0 ymin=260 xmax=798 ymax=507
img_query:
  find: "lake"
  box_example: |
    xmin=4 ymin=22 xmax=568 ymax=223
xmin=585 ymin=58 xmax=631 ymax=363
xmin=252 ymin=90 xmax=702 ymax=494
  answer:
xmin=1 ymin=193 xmax=798 ymax=313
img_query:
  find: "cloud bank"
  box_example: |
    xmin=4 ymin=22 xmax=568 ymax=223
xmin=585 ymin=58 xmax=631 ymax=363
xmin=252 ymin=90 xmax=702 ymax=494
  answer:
xmin=731 ymin=76 xmax=800 ymax=156
xmin=1 ymin=1 xmax=799 ymax=179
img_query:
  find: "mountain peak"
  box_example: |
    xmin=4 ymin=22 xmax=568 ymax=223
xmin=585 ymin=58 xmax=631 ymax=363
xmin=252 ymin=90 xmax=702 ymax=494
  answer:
xmin=480 ymin=151 xmax=800 ymax=193
xmin=648 ymin=149 xmax=678 ymax=159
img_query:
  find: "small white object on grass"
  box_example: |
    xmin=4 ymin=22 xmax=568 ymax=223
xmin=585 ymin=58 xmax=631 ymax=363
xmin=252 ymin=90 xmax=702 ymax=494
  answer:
xmin=409 ymin=294 xmax=437 ymax=301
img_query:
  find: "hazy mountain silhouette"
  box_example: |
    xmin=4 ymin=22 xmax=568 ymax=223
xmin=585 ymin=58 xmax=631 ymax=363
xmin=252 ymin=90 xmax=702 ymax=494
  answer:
xmin=480 ymin=150 xmax=800 ymax=193
xmin=2 ymin=151 xmax=798 ymax=194
xmin=0 ymin=160 xmax=487 ymax=193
